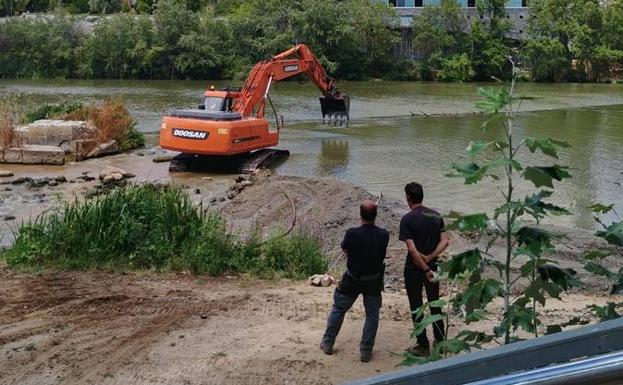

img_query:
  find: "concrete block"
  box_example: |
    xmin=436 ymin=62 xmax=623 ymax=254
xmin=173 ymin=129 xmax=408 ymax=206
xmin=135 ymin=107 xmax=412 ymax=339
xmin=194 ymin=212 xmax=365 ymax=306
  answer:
xmin=18 ymin=120 xmax=94 ymax=146
xmin=22 ymin=145 xmax=65 ymax=165
xmin=3 ymin=148 xmax=23 ymax=163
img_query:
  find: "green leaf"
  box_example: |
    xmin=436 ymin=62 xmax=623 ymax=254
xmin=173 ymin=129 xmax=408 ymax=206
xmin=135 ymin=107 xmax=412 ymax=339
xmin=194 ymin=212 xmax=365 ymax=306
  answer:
xmin=590 ymin=203 xmax=615 ymax=214
xmin=447 ymin=162 xmax=488 ymax=184
xmin=466 ymin=140 xmax=509 ymax=157
xmin=466 ymin=140 xmax=492 ymax=157
xmin=431 ymin=338 xmax=469 ymax=355
xmin=476 ymin=87 xmax=510 ymax=113
xmin=443 ymin=249 xmax=483 ymax=278
xmin=596 ymin=221 xmax=623 ymax=246
xmin=458 ymin=278 xmax=503 ymax=314
xmin=523 ymin=190 xmax=571 ymax=220
xmin=412 ymin=314 xmax=444 ymax=337
xmin=538 ymin=264 xmax=578 ymax=291
xmin=523 ymin=165 xmax=572 ymax=188
xmin=516 ymin=227 xmax=553 ymax=255
xmin=448 ymin=213 xmax=489 ymax=232
xmin=524 ymin=137 xmax=570 ymax=159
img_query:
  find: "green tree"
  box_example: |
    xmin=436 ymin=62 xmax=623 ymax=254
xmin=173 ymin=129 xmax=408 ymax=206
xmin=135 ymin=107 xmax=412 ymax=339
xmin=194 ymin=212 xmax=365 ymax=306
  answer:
xmin=524 ymin=39 xmax=568 ymax=81
xmin=411 ymin=0 xmax=471 ymax=80
xmin=405 ymin=60 xmax=577 ymax=364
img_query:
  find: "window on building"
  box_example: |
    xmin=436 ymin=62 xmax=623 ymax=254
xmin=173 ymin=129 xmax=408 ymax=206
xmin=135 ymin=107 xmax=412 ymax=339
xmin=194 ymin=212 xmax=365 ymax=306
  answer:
xmin=389 ymin=0 xmax=397 ymax=6
xmin=414 ymin=0 xmax=423 ymax=6
xmin=468 ymin=0 xmax=475 ymax=6
xmin=521 ymin=0 xmax=528 ymax=7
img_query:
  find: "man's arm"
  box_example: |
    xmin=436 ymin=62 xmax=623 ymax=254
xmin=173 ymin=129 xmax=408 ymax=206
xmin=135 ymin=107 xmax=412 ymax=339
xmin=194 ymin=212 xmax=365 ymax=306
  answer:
xmin=404 ymin=239 xmax=430 ymax=271
xmin=425 ymin=233 xmax=449 ymax=262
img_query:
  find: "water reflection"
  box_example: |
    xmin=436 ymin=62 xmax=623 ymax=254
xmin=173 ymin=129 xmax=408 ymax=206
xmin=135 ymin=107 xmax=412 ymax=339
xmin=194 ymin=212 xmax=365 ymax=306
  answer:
xmin=318 ymin=140 xmax=349 ymax=175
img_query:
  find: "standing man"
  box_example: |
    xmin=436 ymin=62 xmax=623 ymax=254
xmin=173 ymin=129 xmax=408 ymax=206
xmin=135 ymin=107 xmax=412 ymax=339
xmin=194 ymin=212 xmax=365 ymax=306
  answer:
xmin=399 ymin=182 xmax=449 ymax=355
xmin=320 ymin=200 xmax=390 ymax=363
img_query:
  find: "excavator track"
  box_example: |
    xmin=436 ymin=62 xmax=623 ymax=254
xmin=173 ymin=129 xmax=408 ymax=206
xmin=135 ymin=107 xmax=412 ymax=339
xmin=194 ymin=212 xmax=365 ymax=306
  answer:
xmin=169 ymin=149 xmax=289 ymax=174
xmin=238 ymin=149 xmax=290 ymax=173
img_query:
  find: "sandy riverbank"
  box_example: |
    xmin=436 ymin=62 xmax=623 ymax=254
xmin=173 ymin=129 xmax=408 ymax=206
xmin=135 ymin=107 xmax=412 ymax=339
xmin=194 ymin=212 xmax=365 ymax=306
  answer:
xmin=1 ymin=153 xmax=622 ymax=385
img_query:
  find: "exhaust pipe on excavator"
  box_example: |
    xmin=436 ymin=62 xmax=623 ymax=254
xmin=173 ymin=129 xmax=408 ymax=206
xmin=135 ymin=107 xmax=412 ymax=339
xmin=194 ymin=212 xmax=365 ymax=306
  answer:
xmin=320 ymin=94 xmax=350 ymax=127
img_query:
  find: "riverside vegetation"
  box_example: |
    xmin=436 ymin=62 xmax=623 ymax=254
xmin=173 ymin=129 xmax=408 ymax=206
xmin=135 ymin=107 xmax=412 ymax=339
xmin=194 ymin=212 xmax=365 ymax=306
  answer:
xmin=0 ymin=0 xmax=621 ymax=82
xmin=404 ymin=62 xmax=623 ymax=365
xmin=3 ymin=184 xmax=328 ymax=278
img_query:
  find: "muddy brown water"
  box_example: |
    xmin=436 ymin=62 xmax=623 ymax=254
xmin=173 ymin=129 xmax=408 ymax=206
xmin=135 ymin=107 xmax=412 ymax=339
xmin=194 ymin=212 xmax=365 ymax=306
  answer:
xmin=1 ymin=79 xmax=622 ymax=230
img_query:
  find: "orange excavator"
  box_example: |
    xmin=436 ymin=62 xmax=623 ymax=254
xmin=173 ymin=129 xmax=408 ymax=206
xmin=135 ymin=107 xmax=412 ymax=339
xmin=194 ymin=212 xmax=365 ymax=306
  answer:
xmin=159 ymin=44 xmax=349 ymax=173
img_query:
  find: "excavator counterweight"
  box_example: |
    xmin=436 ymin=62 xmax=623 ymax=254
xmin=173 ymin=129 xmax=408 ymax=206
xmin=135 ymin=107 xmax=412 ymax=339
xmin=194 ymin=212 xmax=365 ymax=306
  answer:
xmin=159 ymin=44 xmax=349 ymax=173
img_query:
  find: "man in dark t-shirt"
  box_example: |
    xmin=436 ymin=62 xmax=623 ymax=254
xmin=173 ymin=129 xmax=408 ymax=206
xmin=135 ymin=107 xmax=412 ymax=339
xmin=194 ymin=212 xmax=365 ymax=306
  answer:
xmin=320 ymin=200 xmax=390 ymax=363
xmin=399 ymin=182 xmax=449 ymax=355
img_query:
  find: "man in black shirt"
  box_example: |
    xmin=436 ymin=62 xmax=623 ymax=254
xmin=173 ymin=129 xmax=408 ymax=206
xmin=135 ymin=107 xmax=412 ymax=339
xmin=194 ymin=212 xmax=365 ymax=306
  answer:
xmin=320 ymin=200 xmax=390 ymax=363
xmin=399 ymin=182 xmax=449 ymax=355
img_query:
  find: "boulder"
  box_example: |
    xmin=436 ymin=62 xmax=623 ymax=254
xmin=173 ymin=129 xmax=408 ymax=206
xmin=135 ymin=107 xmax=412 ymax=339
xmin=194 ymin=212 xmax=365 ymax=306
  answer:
xmin=99 ymin=166 xmax=133 ymax=183
xmin=0 ymin=170 xmax=14 ymax=177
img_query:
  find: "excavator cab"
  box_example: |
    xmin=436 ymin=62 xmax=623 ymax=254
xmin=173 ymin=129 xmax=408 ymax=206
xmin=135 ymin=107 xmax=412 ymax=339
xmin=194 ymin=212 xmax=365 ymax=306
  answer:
xmin=198 ymin=87 xmax=241 ymax=113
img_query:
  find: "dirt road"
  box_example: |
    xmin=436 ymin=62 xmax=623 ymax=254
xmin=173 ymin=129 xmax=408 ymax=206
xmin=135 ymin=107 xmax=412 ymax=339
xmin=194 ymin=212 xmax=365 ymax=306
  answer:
xmin=1 ymin=264 xmax=618 ymax=385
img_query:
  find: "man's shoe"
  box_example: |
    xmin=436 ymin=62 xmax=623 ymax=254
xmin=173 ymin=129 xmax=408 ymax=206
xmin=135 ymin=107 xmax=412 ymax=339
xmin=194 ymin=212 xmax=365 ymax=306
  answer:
xmin=360 ymin=349 xmax=372 ymax=363
xmin=406 ymin=344 xmax=430 ymax=356
xmin=319 ymin=341 xmax=333 ymax=355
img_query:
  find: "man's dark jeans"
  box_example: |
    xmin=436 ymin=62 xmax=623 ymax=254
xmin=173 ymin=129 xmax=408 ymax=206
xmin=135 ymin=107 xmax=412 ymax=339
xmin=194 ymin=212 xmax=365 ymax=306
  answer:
xmin=404 ymin=268 xmax=445 ymax=347
xmin=321 ymin=289 xmax=382 ymax=352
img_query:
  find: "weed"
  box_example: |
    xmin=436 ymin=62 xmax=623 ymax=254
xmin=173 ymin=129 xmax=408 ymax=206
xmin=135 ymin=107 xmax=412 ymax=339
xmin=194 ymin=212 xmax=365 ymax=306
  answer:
xmin=4 ymin=185 xmax=326 ymax=279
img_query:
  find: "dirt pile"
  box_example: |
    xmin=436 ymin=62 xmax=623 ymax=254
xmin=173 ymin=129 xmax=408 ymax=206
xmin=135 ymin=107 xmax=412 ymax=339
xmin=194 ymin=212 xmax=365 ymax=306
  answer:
xmin=218 ymin=172 xmax=405 ymax=251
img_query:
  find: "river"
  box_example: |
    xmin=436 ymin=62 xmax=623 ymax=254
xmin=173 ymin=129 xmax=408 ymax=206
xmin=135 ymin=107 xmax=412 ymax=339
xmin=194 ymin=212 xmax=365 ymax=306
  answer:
xmin=1 ymin=79 xmax=621 ymax=230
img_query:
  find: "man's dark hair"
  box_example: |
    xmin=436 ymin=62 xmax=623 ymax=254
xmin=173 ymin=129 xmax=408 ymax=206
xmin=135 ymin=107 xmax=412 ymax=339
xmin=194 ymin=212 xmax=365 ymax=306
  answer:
xmin=360 ymin=201 xmax=377 ymax=222
xmin=405 ymin=182 xmax=424 ymax=204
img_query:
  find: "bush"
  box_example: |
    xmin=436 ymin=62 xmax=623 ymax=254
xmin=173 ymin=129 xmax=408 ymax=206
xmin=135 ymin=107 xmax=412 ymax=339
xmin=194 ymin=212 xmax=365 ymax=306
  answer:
xmin=4 ymin=185 xmax=327 ymax=279
xmin=438 ymin=54 xmax=475 ymax=82
xmin=24 ymin=101 xmax=83 ymax=123
xmin=262 ymin=232 xmax=328 ymax=279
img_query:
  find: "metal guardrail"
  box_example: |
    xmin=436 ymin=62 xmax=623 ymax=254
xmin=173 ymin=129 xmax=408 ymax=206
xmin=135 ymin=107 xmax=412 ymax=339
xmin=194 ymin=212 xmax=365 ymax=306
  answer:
xmin=344 ymin=317 xmax=623 ymax=385
xmin=466 ymin=350 xmax=623 ymax=385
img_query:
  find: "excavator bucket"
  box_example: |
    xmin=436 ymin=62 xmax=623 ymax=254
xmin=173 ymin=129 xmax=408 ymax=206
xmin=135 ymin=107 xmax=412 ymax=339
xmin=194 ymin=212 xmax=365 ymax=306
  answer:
xmin=320 ymin=94 xmax=350 ymax=125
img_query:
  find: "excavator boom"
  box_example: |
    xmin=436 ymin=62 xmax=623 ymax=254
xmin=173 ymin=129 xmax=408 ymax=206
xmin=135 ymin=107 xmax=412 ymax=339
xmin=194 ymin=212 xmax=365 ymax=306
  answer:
xmin=233 ymin=44 xmax=349 ymax=122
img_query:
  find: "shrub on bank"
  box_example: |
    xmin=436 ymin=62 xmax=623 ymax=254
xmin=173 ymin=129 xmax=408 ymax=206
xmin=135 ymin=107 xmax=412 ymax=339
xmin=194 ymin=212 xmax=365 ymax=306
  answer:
xmin=4 ymin=185 xmax=328 ymax=278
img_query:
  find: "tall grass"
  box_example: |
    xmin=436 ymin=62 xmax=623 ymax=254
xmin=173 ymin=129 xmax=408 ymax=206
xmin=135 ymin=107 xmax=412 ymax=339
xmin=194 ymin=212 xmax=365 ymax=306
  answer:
xmin=0 ymin=100 xmax=22 ymax=148
xmin=4 ymin=185 xmax=327 ymax=278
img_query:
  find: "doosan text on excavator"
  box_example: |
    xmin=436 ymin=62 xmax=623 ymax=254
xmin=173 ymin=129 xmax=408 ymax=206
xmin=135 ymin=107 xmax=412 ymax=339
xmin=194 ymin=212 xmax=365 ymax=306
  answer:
xmin=159 ymin=44 xmax=350 ymax=173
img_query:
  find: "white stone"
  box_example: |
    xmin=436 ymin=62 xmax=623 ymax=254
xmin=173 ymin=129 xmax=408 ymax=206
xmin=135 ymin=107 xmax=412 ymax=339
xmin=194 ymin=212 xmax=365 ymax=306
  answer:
xmin=0 ymin=170 xmax=13 ymax=177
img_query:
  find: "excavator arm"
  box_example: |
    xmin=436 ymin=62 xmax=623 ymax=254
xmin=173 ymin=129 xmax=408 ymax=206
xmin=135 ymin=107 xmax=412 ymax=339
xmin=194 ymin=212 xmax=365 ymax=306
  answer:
xmin=232 ymin=44 xmax=349 ymax=122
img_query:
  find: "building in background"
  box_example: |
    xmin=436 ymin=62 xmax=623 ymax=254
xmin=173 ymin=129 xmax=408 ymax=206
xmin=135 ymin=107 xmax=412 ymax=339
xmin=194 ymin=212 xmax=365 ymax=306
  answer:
xmin=378 ymin=0 xmax=529 ymax=57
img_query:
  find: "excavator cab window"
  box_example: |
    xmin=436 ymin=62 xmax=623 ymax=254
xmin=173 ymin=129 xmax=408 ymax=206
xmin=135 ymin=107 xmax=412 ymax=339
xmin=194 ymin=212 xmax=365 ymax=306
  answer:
xmin=204 ymin=96 xmax=225 ymax=112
